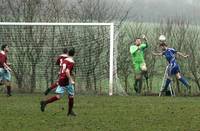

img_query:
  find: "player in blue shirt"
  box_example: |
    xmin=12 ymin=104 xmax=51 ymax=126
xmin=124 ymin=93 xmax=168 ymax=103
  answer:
xmin=153 ymin=35 xmax=191 ymax=94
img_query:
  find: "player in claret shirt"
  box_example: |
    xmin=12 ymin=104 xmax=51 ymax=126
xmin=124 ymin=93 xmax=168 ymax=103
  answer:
xmin=40 ymin=48 xmax=76 ymax=116
xmin=44 ymin=48 xmax=68 ymax=95
xmin=0 ymin=44 xmax=12 ymax=96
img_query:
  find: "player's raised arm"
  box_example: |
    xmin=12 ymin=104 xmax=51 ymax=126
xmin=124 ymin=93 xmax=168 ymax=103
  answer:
xmin=142 ymin=34 xmax=147 ymax=41
xmin=152 ymin=52 xmax=163 ymax=56
xmin=177 ymin=52 xmax=189 ymax=58
xmin=140 ymin=34 xmax=148 ymax=49
xmin=142 ymin=34 xmax=148 ymax=44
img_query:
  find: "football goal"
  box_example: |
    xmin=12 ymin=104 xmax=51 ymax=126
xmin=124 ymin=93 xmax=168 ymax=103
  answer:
xmin=0 ymin=22 xmax=126 ymax=95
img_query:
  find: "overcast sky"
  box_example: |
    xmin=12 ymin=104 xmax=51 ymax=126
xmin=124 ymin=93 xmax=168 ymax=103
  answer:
xmin=119 ymin=0 xmax=200 ymax=23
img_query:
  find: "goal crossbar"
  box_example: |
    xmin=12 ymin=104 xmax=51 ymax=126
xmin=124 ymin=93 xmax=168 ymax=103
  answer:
xmin=0 ymin=22 xmax=113 ymax=26
xmin=0 ymin=22 xmax=114 ymax=96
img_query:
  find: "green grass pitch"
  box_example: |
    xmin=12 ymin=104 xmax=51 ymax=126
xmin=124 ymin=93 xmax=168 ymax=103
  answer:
xmin=0 ymin=94 xmax=200 ymax=131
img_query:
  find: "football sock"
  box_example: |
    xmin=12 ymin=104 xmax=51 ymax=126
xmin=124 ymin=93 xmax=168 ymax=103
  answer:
xmin=68 ymin=97 xmax=74 ymax=114
xmin=134 ymin=80 xmax=139 ymax=92
xmin=143 ymin=71 xmax=148 ymax=80
xmin=178 ymin=77 xmax=189 ymax=88
xmin=44 ymin=88 xmax=51 ymax=95
xmin=164 ymin=79 xmax=171 ymax=90
xmin=138 ymin=79 xmax=143 ymax=93
xmin=44 ymin=82 xmax=58 ymax=95
xmin=144 ymin=72 xmax=149 ymax=87
xmin=45 ymin=96 xmax=59 ymax=104
xmin=50 ymin=82 xmax=58 ymax=90
xmin=6 ymin=86 xmax=11 ymax=96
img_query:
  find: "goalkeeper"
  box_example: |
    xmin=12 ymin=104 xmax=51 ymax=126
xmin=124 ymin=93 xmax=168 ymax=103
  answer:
xmin=130 ymin=35 xmax=148 ymax=95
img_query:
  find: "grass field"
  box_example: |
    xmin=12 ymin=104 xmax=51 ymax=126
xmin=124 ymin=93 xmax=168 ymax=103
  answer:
xmin=0 ymin=94 xmax=200 ymax=131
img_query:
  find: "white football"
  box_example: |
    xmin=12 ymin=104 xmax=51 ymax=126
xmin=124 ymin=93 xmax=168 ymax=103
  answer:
xmin=159 ymin=35 xmax=166 ymax=41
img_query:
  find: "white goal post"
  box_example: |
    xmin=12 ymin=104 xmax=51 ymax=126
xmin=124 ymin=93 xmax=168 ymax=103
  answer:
xmin=0 ymin=22 xmax=115 ymax=96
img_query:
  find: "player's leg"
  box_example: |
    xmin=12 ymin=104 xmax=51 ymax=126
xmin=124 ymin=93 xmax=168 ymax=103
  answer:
xmin=137 ymin=77 xmax=143 ymax=94
xmin=135 ymin=73 xmax=142 ymax=95
xmin=133 ymin=63 xmax=141 ymax=94
xmin=4 ymin=70 xmax=12 ymax=96
xmin=134 ymin=77 xmax=139 ymax=93
xmin=176 ymin=72 xmax=191 ymax=95
xmin=172 ymin=64 xmax=191 ymax=91
xmin=142 ymin=71 xmax=149 ymax=91
xmin=141 ymin=62 xmax=149 ymax=90
xmin=5 ymin=81 xmax=12 ymax=96
xmin=176 ymin=72 xmax=191 ymax=94
xmin=44 ymin=81 xmax=59 ymax=95
xmin=68 ymin=96 xmax=76 ymax=116
xmin=176 ymin=72 xmax=190 ymax=87
xmin=0 ymin=76 xmax=3 ymax=85
xmin=162 ymin=77 xmax=172 ymax=92
xmin=161 ymin=65 xmax=171 ymax=92
xmin=142 ymin=70 xmax=148 ymax=81
xmin=137 ymin=62 xmax=148 ymax=94
xmin=40 ymin=85 xmax=63 ymax=112
xmin=161 ymin=65 xmax=172 ymax=93
xmin=176 ymin=72 xmax=189 ymax=86
xmin=66 ymin=84 xmax=76 ymax=116
xmin=0 ymin=68 xmax=4 ymax=82
xmin=0 ymin=68 xmax=11 ymax=96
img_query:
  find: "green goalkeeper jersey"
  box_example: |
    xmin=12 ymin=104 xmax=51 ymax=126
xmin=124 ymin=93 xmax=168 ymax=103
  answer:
xmin=130 ymin=42 xmax=148 ymax=64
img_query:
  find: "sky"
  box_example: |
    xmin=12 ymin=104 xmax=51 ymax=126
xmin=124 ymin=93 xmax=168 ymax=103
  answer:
xmin=120 ymin=0 xmax=200 ymax=23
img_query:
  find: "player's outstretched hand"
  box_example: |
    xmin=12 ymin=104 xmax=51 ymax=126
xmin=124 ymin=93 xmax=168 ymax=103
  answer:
xmin=5 ymin=67 xmax=12 ymax=72
xmin=184 ymin=54 xmax=189 ymax=58
xmin=70 ymin=79 xmax=75 ymax=85
xmin=142 ymin=34 xmax=147 ymax=41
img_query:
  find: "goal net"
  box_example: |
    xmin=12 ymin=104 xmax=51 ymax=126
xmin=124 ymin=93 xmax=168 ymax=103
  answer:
xmin=0 ymin=22 xmax=125 ymax=95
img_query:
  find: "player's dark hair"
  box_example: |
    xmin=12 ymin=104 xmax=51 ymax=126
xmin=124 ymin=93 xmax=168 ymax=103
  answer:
xmin=159 ymin=42 xmax=167 ymax=47
xmin=135 ymin=37 xmax=141 ymax=41
xmin=68 ymin=48 xmax=75 ymax=56
xmin=63 ymin=48 xmax=68 ymax=54
xmin=1 ymin=44 xmax=8 ymax=51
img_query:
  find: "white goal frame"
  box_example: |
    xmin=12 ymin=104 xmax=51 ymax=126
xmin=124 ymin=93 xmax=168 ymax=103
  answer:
xmin=0 ymin=22 xmax=114 ymax=96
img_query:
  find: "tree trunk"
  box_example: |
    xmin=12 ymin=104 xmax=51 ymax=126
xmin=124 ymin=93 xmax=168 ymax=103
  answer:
xmin=124 ymin=76 xmax=128 ymax=93
xmin=192 ymin=71 xmax=200 ymax=91
xmin=16 ymin=76 xmax=23 ymax=92
xmin=92 ymin=69 xmax=97 ymax=93
xmin=30 ymin=65 xmax=36 ymax=93
xmin=175 ymin=78 xmax=180 ymax=93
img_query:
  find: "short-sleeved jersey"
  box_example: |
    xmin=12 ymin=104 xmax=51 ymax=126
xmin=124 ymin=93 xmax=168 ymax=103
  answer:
xmin=0 ymin=51 xmax=7 ymax=68
xmin=58 ymin=57 xmax=75 ymax=86
xmin=130 ymin=42 xmax=148 ymax=63
xmin=162 ymin=48 xmax=177 ymax=64
xmin=56 ymin=54 xmax=68 ymax=66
